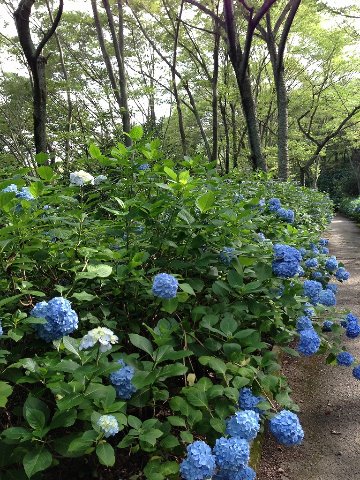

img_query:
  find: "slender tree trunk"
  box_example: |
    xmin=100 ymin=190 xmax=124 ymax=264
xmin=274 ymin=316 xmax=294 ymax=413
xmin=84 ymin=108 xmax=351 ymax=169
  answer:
xmin=236 ymin=71 xmax=266 ymax=171
xmin=230 ymin=102 xmax=237 ymax=168
xmin=276 ymin=68 xmax=289 ymax=180
xmin=220 ymin=99 xmax=230 ymax=173
xmin=102 ymin=0 xmax=131 ymax=145
xmin=14 ymin=0 xmax=63 ymax=155
xmin=211 ymin=18 xmax=220 ymax=163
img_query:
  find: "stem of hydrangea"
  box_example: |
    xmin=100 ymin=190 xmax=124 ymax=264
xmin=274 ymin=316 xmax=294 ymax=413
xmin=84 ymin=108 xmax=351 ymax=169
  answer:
xmin=253 ymin=378 xmax=279 ymax=412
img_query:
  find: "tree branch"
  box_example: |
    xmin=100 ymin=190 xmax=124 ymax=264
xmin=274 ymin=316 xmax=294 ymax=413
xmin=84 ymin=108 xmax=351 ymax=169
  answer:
xmin=35 ymin=0 xmax=63 ymax=58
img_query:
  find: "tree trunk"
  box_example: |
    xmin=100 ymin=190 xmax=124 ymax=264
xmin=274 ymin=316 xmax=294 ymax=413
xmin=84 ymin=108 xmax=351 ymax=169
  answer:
xmin=236 ymin=71 xmax=266 ymax=171
xmin=14 ymin=0 xmax=63 ymax=156
xmin=211 ymin=20 xmax=220 ymax=163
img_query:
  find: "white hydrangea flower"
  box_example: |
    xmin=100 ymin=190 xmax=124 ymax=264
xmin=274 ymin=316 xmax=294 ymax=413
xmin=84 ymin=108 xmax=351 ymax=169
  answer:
xmin=69 ymin=170 xmax=95 ymax=186
xmin=94 ymin=175 xmax=108 ymax=185
xmin=79 ymin=327 xmax=118 ymax=352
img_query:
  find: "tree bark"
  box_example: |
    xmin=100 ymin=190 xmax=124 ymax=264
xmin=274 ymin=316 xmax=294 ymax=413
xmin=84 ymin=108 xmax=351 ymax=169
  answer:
xmin=14 ymin=0 xmax=64 ymax=155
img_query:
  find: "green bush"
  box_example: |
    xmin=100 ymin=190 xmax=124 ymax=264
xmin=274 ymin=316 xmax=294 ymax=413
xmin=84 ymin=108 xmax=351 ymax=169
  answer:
xmin=0 ymin=129 xmax=341 ymax=479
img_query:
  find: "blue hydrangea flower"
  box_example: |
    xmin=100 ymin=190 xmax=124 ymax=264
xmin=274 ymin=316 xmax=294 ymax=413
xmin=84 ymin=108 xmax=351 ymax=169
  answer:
xmin=299 ymin=247 xmax=307 ymax=257
xmin=269 ymin=410 xmax=304 ymax=446
xmin=79 ymin=327 xmax=118 ymax=352
xmin=0 ymin=320 xmax=3 ymax=336
xmin=110 ymin=359 xmax=137 ymax=400
xmin=16 ymin=187 xmax=34 ymax=201
xmin=180 ymin=441 xmax=216 ymax=480
xmin=226 ymin=410 xmax=260 ymax=441
xmin=31 ymin=297 xmax=78 ymax=342
xmin=213 ymin=437 xmax=250 ymax=471
xmin=303 ymin=304 xmax=315 ymax=317
xmin=215 ymin=467 xmax=256 ymax=480
xmin=272 ymin=244 xmax=301 ymax=278
xmin=276 ymin=208 xmax=295 ymax=223
xmin=297 ymin=328 xmax=321 ymax=356
xmin=346 ymin=320 xmax=360 ymax=338
xmin=352 ymin=365 xmax=360 ymax=380
xmin=326 ymin=284 xmax=338 ymax=294
xmin=2 ymin=184 xmax=18 ymax=193
xmin=257 ymin=232 xmax=266 ymax=242
xmin=312 ymin=271 xmax=323 ymax=280
xmin=297 ymin=265 xmax=305 ymax=276
xmin=258 ymin=198 xmax=266 ymax=208
xmin=305 ymin=258 xmax=318 ymax=268
xmin=303 ymin=280 xmax=322 ymax=304
xmin=268 ymin=198 xmax=281 ymax=212
xmin=321 ymin=247 xmax=329 ymax=254
xmin=319 ymin=289 xmax=336 ymax=307
xmin=309 ymin=243 xmax=320 ymax=255
xmin=296 ymin=316 xmax=313 ymax=332
xmin=219 ymin=247 xmax=236 ymax=266
xmin=319 ymin=238 xmax=329 ymax=246
xmin=97 ymin=415 xmax=119 ymax=438
xmin=139 ymin=163 xmax=150 ymax=171
xmin=322 ymin=320 xmax=333 ymax=332
xmin=152 ymin=273 xmax=178 ymax=299
xmin=238 ymin=387 xmax=265 ymax=414
xmin=325 ymin=256 xmax=338 ymax=272
xmin=335 ymin=267 xmax=350 ymax=281
xmin=233 ymin=193 xmax=245 ymax=203
xmin=336 ymin=351 xmax=354 ymax=366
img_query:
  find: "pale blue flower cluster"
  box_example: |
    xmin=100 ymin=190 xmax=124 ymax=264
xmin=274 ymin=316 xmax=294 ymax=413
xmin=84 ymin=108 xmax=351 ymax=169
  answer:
xmin=97 ymin=415 xmax=119 ymax=438
xmin=152 ymin=273 xmax=179 ymax=299
xmin=352 ymin=365 xmax=360 ymax=380
xmin=226 ymin=410 xmax=260 ymax=441
xmin=312 ymin=271 xmax=323 ymax=280
xmin=109 ymin=359 xmax=137 ymax=400
xmin=319 ymin=238 xmax=329 ymax=246
xmin=303 ymin=280 xmax=322 ymax=304
xmin=303 ymin=304 xmax=315 ymax=317
xmin=322 ymin=320 xmax=333 ymax=332
xmin=326 ymin=284 xmax=338 ymax=294
xmin=213 ymin=437 xmax=250 ymax=471
xmin=219 ymin=247 xmax=236 ymax=266
xmin=276 ymin=208 xmax=294 ymax=223
xmin=233 ymin=193 xmax=245 ymax=203
xmin=139 ymin=163 xmax=150 ymax=171
xmin=335 ymin=267 xmax=350 ymax=281
xmin=319 ymin=289 xmax=336 ymax=307
xmin=272 ymin=244 xmax=301 ymax=278
xmin=2 ymin=184 xmax=18 ymax=193
xmin=297 ymin=328 xmax=321 ymax=356
xmin=305 ymin=258 xmax=318 ymax=268
xmin=31 ymin=297 xmax=78 ymax=342
xmin=325 ymin=256 xmax=338 ymax=272
xmin=296 ymin=316 xmax=313 ymax=332
xmin=336 ymin=351 xmax=354 ymax=366
xmin=17 ymin=187 xmax=34 ymax=201
xmin=345 ymin=313 xmax=360 ymax=338
xmin=268 ymin=198 xmax=281 ymax=212
xmin=79 ymin=327 xmax=118 ymax=352
xmin=180 ymin=441 xmax=216 ymax=480
xmin=269 ymin=410 xmax=304 ymax=446
xmin=238 ymin=387 xmax=265 ymax=414
xmin=0 ymin=319 xmax=3 ymax=336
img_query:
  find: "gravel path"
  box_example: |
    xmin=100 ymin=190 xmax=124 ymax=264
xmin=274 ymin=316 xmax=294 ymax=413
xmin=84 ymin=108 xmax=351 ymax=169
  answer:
xmin=258 ymin=214 xmax=360 ymax=480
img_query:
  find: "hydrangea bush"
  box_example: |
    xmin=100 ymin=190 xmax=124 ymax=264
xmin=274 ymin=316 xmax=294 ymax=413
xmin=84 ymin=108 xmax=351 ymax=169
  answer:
xmin=0 ymin=129 xmax=355 ymax=479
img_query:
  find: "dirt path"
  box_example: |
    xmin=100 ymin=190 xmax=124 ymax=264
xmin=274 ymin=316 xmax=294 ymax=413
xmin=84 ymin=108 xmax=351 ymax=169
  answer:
xmin=258 ymin=214 xmax=360 ymax=480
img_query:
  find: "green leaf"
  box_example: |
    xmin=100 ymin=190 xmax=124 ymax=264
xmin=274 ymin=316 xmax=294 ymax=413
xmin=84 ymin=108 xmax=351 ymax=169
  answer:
xmin=195 ymin=191 xmax=215 ymax=213
xmin=220 ymin=314 xmax=238 ymax=336
xmin=160 ymin=363 xmax=188 ymax=379
xmin=128 ymin=333 xmax=153 ymax=357
xmin=161 ymin=434 xmax=180 ymax=449
xmin=71 ymin=291 xmax=97 ymax=302
xmin=62 ymin=336 xmax=81 ymax=359
xmin=2 ymin=427 xmax=32 ymax=441
xmin=161 ymin=297 xmax=178 ymax=314
xmin=140 ymin=428 xmax=163 ymax=446
xmin=129 ymin=125 xmax=144 ymax=141
xmin=23 ymin=447 xmax=52 ymax=478
xmin=199 ymin=356 xmax=227 ymax=375
xmin=164 ymin=166 xmax=177 ymax=181
xmin=87 ymin=264 xmax=112 ymax=278
xmin=89 ymin=143 xmax=101 ymax=159
xmin=0 ymin=381 xmax=12 ymax=407
xmin=36 ymin=166 xmax=53 ymax=181
xmin=210 ymin=418 xmax=226 ymax=434
xmin=96 ymin=442 xmax=115 ymax=467
xmin=179 ymin=283 xmax=195 ymax=296
xmin=167 ymin=416 xmax=186 ymax=427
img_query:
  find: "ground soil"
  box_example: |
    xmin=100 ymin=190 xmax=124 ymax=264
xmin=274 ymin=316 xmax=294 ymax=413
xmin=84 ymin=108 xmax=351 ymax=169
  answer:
xmin=258 ymin=214 xmax=360 ymax=480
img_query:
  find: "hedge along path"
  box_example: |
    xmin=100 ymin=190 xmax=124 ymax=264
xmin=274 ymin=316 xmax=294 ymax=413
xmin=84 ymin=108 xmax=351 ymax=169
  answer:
xmin=258 ymin=213 xmax=360 ymax=480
